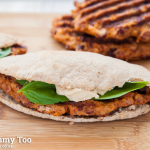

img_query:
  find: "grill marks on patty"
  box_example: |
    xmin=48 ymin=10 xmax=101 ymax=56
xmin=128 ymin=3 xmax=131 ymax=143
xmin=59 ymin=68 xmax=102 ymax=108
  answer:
xmin=51 ymin=15 xmax=150 ymax=61
xmin=51 ymin=1 xmax=150 ymax=61
xmin=0 ymin=73 xmax=150 ymax=117
xmin=72 ymin=0 xmax=150 ymax=41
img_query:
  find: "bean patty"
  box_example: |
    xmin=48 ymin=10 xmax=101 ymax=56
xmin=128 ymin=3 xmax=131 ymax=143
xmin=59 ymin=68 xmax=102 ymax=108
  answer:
xmin=0 ymin=73 xmax=150 ymax=117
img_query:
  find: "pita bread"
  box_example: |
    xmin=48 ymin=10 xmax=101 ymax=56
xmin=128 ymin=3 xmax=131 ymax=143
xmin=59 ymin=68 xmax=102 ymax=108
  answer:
xmin=0 ymin=33 xmax=17 ymax=48
xmin=0 ymin=88 xmax=149 ymax=122
xmin=0 ymin=50 xmax=150 ymax=122
xmin=0 ymin=50 xmax=150 ymax=94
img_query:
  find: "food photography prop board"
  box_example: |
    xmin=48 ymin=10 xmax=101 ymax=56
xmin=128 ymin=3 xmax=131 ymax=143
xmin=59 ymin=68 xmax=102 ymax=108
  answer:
xmin=0 ymin=14 xmax=150 ymax=150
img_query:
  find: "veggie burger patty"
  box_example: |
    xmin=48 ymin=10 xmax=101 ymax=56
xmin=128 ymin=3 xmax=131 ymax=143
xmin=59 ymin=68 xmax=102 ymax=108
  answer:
xmin=1 ymin=73 xmax=150 ymax=117
xmin=11 ymin=44 xmax=27 ymax=56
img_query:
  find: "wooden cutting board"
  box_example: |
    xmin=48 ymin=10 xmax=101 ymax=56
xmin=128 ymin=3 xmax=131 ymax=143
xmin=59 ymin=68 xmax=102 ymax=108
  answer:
xmin=0 ymin=13 xmax=150 ymax=150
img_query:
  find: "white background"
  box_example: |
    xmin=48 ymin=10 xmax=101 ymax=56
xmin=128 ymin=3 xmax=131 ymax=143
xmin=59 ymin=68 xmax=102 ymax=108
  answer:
xmin=0 ymin=0 xmax=75 ymax=13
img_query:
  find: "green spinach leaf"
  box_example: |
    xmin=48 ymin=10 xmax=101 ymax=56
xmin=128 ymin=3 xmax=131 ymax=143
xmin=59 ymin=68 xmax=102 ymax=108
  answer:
xmin=16 ymin=79 xmax=28 ymax=86
xmin=0 ymin=47 xmax=12 ymax=58
xmin=95 ymin=81 xmax=148 ymax=100
xmin=17 ymin=81 xmax=69 ymax=105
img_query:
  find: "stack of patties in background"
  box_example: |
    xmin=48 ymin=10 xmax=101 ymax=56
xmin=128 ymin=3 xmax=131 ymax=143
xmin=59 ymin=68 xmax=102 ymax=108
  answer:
xmin=51 ymin=0 xmax=150 ymax=61
xmin=0 ymin=33 xmax=27 ymax=58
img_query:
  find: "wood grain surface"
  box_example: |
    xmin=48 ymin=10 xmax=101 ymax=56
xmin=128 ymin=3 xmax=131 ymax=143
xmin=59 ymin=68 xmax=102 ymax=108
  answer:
xmin=0 ymin=14 xmax=150 ymax=150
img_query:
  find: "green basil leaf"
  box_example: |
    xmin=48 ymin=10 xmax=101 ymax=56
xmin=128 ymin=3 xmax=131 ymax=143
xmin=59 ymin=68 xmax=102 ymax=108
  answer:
xmin=17 ymin=81 xmax=69 ymax=105
xmin=16 ymin=79 xmax=29 ymax=86
xmin=0 ymin=47 xmax=12 ymax=58
xmin=94 ymin=81 xmax=148 ymax=100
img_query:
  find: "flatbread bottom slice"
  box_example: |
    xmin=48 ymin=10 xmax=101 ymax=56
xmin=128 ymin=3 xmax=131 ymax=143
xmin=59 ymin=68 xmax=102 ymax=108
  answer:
xmin=0 ymin=88 xmax=149 ymax=122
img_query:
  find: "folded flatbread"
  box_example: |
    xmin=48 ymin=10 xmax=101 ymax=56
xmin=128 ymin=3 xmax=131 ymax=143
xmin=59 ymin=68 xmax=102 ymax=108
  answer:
xmin=0 ymin=33 xmax=27 ymax=57
xmin=0 ymin=50 xmax=150 ymax=122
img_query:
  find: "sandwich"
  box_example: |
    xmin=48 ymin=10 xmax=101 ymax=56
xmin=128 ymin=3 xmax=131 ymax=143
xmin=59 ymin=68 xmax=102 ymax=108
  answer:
xmin=0 ymin=50 xmax=150 ymax=122
xmin=0 ymin=33 xmax=27 ymax=58
xmin=51 ymin=14 xmax=150 ymax=61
